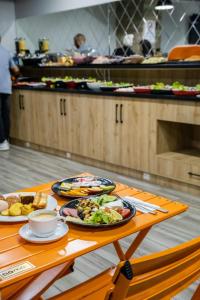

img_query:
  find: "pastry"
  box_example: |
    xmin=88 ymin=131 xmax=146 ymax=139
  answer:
xmin=20 ymin=195 xmax=35 ymax=205
xmin=0 ymin=195 xmax=5 ymax=201
xmin=6 ymin=195 xmax=21 ymax=208
xmin=9 ymin=203 xmax=23 ymax=216
xmin=32 ymin=192 xmax=48 ymax=209
xmin=0 ymin=200 xmax=9 ymax=212
xmin=21 ymin=204 xmax=34 ymax=215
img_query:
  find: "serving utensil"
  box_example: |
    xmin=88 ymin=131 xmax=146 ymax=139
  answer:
xmin=113 ymin=194 xmax=168 ymax=214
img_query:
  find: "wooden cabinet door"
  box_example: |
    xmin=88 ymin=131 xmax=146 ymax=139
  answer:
xmin=56 ymin=94 xmax=72 ymax=152
xmin=119 ymin=100 xmax=150 ymax=171
xmin=103 ymin=98 xmax=121 ymax=165
xmin=103 ymin=99 xmax=150 ymax=171
xmin=69 ymin=94 xmax=104 ymax=161
xmin=10 ymin=90 xmax=33 ymax=142
xmin=30 ymin=91 xmax=71 ymax=151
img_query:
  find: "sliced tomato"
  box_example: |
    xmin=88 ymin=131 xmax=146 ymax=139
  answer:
xmin=119 ymin=208 xmax=131 ymax=218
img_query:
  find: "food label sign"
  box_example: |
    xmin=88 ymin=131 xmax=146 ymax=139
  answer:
xmin=0 ymin=261 xmax=35 ymax=280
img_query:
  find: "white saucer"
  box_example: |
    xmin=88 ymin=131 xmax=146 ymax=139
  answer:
xmin=19 ymin=223 xmax=68 ymax=244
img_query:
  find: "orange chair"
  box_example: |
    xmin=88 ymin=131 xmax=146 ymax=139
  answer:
xmin=47 ymin=237 xmax=200 ymax=300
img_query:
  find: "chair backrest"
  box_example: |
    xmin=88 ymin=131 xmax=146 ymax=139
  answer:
xmin=108 ymin=236 xmax=200 ymax=300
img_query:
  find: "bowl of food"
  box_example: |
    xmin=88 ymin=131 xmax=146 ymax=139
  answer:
xmin=133 ymin=86 xmax=151 ymax=94
xmin=52 ymin=176 xmax=116 ymax=199
xmin=100 ymin=81 xmax=132 ymax=92
xmin=60 ymin=194 xmax=136 ymax=228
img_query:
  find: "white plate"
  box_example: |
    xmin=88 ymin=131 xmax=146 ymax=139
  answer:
xmin=19 ymin=223 xmax=68 ymax=244
xmin=0 ymin=192 xmax=57 ymax=223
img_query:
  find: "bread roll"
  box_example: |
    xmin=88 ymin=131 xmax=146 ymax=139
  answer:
xmin=33 ymin=192 xmax=48 ymax=209
xmin=6 ymin=195 xmax=21 ymax=208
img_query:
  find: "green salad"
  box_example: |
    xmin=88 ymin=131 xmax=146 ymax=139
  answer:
xmin=103 ymin=81 xmax=132 ymax=87
xmin=84 ymin=208 xmax=122 ymax=224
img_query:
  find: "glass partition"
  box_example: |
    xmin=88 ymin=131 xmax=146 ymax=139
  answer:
xmin=16 ymin=0 xmax=200 ymax=56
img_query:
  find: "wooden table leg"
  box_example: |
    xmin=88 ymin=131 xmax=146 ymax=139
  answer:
xmin=125 ymin=227 xmax=152 ymax=260
xmin=113 ymin=241 xmax=126 ymax=260
xmin=192 ymin=283 xmax=200 ymax=300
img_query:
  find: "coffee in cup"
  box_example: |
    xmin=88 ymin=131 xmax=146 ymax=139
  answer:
xmin=28 ymin=209 xmax=65 ymax=237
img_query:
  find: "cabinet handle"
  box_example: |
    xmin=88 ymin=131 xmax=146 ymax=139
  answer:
xmin=19 ymin=95 xmax=22 ymax=110
xmin=188 ymin=172 xmax=200 ymax=178
xmin=63 ymin=99 xmax=67 ymax=116
xmin=120 ymin=104 xmax=123 ymax=124
xmin=22 ymin=95 xmax=25 ymax=110
xmin=115 ymin=104 xmax=119 ymax=124
xmin=60 ymin=99 xmax=63 ymax=115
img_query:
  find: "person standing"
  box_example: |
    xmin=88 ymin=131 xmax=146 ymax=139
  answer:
xmin=113 ymin=34 xmax=135 ymax=57
xmin=0 ymin=36 xmax=19 ymax=151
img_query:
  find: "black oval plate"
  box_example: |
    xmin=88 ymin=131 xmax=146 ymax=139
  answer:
xmin=59 ymin=197 xmax=136 ymax=228
xmin=52 ymin=176 xmax=116 ymax=200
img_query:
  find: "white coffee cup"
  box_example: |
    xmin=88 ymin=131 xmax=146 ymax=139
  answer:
xmin=28 ymin=209 xmax=65 ymax=238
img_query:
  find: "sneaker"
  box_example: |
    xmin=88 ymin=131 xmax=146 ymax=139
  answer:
xmin=0 ymin=140 xmax=10 ymax=151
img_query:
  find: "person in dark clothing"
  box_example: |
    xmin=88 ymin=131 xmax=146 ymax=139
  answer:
xmin=113 ymin=46 xmax=134 ymax=57
xmin=140 ymin=39 xmax=154 ymax=57
xmin=0 ymin=36 xmax=19 ymax=151
xmin=113 ymin=34 xmax=135 ymax=57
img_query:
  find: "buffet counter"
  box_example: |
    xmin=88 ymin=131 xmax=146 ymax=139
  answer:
xmin=13 ymin=86 xmax=200 ymax=101
xmin=11 ymin=88 xmax=200 ymax=196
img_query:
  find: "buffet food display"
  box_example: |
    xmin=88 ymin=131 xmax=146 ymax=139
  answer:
xmin=14 ymin=77 xmax=200 ymax=97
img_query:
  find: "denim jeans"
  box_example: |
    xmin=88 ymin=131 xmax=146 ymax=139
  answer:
xmin=0 ymin=93 xmax=10 ymax=143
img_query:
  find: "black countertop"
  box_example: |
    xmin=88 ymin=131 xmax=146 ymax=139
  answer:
xmin=13 ymin=86 xmax=200 ymax=102
xmin=21 ymin=62 xmax=200 ymax=70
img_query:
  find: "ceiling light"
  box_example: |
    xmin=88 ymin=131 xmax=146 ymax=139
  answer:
xmin=155 ymin=0 xmax=174 ymax=11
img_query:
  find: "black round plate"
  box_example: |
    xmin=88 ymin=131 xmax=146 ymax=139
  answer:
xmin=52 ymin=176 xmax=116 ymax=199
xmin=59 ymin=197 xmax=136 ymax=228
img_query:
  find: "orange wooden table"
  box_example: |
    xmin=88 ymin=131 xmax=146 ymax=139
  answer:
xmin=0 ymin=174 xmax=188 ymax=293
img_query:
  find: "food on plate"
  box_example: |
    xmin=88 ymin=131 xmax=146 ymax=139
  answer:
xmin=91 ymin=194 xmax=117 ymax=206
xmin=9 ymin=203 xmax=23 ymax=216
xmin=142 ymin=56 xmax=167 ymax=64
xmin=91 ymin=56 xmax=111 ymax=64
xmin=171 ymin=82 xmax=200 ymax=95
xmin=0 ymin=193 xmax=48 ymax=217
xmin=32 ymin=192 xmax=48 ymax=209
xmin=102 ymin=81 xmax=132 ymax=88
xmin=60 ymin=188 xmax=89 ymax=197
xmin=123 ymin=55 xmax=144 ymax=64
xmin=62 ymin=195 xmax=132 ymax=225
xmin=63 ymin=208 xmax=78 ymax=218
xmin=172 ymin=81 xmax=185 ymax=90
xmin=60 ymin=182 xmax=72 ymax=191
xmin=21 ymin=203 xmax=35 ymax=215
xmin=20 ymin=195 xmax=35 ymax=204
xmin=184 ymin=55 xmax=200 ymax=62
xmin=151 ymin=82 xmax=171 ymax=91
xmin=87 ymin=187 xmax=103 ymax=193
xmin=65 ymin=216 xmax=84 ymax=224
xmin=0 ymin=195 xmax=5 ymax=201
xmin=6 ymin=195 xmax=21 ymax=208
xmin=1 ymin=209 xmax=9 ymax=216
xmin=84 ymin=208 xmax=122 ymax=224
xmin=0 ymin=200 xmax=9 ymax=212
xmin=133 ymin=86 xmax=151 ymax=94
xmin=196 ymin=84 xmax=200 ymax=91
xmin=57 ymin=177 xmax=115 ymax=198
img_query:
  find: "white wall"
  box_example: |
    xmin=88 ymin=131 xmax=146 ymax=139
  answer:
xmin=161 ymin=0 xmax=200 ymax=53
xmin=15 ymin=0 xmax=119 ymax=18
xmin=0 ymin=0 xmax=16 ymax=52
xmin=16 ymin=5 xmax=116 ymax=55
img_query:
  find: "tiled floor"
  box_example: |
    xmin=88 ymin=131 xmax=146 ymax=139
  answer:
xmin=0 ymin=145 xmax=199 ymax=299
